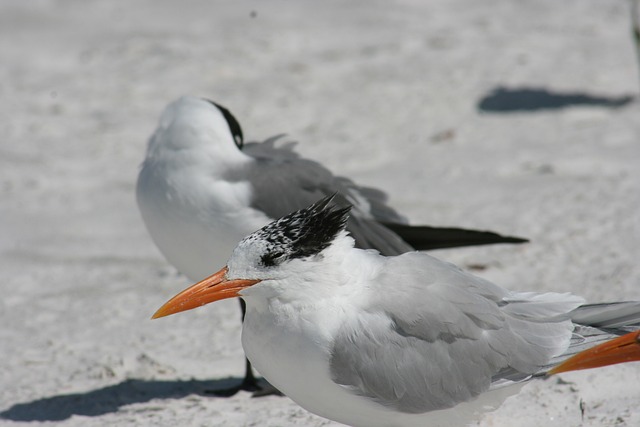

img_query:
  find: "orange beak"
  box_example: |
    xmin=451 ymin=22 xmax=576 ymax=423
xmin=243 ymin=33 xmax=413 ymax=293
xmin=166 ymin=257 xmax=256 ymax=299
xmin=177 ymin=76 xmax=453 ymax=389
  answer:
xmin=548 ymin=330 xmax=640 ymax=375
xmin=152 ymin=266 xmax=260 ymax=319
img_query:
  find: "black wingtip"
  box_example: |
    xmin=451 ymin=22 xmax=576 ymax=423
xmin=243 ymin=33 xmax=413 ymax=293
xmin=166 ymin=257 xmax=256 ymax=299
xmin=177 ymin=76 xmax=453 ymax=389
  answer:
xmin=382 ymin=222 xmax=528 ymax=251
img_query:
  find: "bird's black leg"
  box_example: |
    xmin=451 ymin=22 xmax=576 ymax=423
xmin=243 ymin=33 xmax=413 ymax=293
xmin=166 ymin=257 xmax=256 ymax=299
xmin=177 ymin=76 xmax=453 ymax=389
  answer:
xmin=205 ymin=299 xmax=282 ymax=397
xmin=238 ymin=298 xmax=261 ymax=392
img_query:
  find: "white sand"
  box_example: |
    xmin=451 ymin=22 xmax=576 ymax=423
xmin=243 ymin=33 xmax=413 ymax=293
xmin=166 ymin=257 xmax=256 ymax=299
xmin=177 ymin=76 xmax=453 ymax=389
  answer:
xmin=1 ymin=0 xmax=639 ymax=426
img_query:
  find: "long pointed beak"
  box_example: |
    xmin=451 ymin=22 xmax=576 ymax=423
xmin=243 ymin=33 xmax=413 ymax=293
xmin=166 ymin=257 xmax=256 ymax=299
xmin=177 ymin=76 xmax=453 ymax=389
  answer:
xmin=548 ymin=330 xmax=640 ymax=375
xmin=152 ymin=266 xmax=260 ymax=319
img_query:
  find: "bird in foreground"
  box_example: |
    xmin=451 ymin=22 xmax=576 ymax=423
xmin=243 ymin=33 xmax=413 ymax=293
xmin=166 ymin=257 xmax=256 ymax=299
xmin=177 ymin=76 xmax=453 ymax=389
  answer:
xmin=137 ymin=96 xmax=527 ymax=394
xmin=153 ymin=195 xmax=640 ymax=427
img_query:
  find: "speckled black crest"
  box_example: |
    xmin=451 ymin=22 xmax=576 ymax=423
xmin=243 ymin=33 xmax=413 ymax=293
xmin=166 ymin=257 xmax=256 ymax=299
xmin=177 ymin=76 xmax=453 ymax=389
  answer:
xmin=253 ymin=195 xmax=351 ymax=267
xmin=205 ymin=99 xmax=244 ymax=149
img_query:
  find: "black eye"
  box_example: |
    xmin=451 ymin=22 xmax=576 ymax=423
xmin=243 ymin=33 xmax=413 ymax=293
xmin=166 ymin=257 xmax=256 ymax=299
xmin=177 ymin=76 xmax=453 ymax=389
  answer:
xmin=205 ymin=99 xmax=244 ymax=149
xmin=261 ymin=250 xmax=284 ymax=267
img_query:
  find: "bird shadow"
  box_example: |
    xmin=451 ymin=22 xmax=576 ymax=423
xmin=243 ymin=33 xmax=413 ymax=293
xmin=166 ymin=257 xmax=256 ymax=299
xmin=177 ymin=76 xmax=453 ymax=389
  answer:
xmin=477 ymin=86 xmax=634 ymax=112
xmin=0 ymin=377 xmax=245 ymax=422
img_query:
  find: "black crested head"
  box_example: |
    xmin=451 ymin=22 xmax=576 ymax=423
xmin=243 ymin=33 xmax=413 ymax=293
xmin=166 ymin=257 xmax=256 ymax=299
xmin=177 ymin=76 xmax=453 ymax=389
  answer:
xmin=204 ymin=99 xmax=244 ymax=149
xmin=252 ymin=195 xmax=351 ymax=267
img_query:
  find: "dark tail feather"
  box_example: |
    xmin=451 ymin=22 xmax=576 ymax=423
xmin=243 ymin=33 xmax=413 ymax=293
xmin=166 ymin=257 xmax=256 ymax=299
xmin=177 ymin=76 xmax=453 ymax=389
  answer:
xmin=381 ymin=222 xmax=528 ymax=251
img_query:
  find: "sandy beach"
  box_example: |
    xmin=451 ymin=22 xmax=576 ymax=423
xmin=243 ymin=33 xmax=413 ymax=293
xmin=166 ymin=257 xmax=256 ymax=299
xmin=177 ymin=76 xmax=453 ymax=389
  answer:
xmin=1 ymin=1 xmax=639 ymax=425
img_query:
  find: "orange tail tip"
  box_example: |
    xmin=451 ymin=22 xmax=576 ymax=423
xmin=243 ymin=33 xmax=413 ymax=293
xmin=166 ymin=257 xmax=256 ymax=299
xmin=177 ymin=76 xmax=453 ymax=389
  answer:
xmin=549 ymin=330 xmax=640 ymax=375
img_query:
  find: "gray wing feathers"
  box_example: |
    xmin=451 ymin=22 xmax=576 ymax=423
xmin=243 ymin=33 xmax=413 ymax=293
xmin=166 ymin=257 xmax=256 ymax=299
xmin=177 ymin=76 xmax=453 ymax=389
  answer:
xmin=345 ymin=183 xmax=408 ymax=224
xmin=570 ymin=301 xmax=640 ymax=329
xmin=240 ymin=138 xmax=330 ymax=216
xmin=535 ymin=302 xmax=640 ymax=371
xmin=330 ymin=314 xmax=498 ymax=413
xmin=345 ymin=216 xmax=414 ymax=255
xmin=500 ymin=292 xmax=585 ymax=320
xmin=239 ymin=136 xmax=411 ymax=253
xmin=329 ymin=253 xmax=583 ymax=413
xmin=499 ymin=302 xmax=640 ymax=377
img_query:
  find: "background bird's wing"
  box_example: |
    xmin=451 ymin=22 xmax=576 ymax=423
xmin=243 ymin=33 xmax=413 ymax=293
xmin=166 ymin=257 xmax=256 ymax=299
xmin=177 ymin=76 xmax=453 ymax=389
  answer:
xmin=240 ymin=137 xmax=526 ymax=255
xmin=240 ymin=137 xmax=415 ymax=254
xmin=329 ymin=252 xmax=583 ymax=413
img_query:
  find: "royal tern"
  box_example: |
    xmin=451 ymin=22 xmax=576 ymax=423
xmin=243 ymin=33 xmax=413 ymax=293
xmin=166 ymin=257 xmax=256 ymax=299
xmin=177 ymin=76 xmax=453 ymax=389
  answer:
xmin=153 ymin=196 xmax=640 ymax=427
xmin=137 ymin=96 xmax=526 ymax=393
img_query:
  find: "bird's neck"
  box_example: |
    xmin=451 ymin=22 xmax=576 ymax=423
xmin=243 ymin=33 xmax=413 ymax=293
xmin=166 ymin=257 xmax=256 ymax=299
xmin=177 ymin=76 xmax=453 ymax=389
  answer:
xmin=244 ymin=239 xmax=383 ymax=315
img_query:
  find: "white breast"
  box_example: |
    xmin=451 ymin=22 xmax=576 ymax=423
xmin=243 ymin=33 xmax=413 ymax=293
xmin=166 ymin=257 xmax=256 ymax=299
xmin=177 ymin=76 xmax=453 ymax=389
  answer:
xmin=136 ymin=158 xmax=271 ymax=281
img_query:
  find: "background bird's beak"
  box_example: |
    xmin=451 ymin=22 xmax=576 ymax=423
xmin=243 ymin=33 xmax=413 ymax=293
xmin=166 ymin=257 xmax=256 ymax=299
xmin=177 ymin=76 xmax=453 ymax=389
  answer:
xmin=548 ymin=330 xmax=640 ymax=375
xmin=152 ymin=266 xmax=260 ymax=319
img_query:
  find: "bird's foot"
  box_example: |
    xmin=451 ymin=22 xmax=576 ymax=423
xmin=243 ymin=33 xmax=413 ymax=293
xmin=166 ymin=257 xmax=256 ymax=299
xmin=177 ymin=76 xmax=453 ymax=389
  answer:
xmin=250 ymin=381 xmax=283 ymax=398
xmin=205 ymin=384 xmax=245 ymax=397
xmin=204 ymin=377 xmax=282 ymax=397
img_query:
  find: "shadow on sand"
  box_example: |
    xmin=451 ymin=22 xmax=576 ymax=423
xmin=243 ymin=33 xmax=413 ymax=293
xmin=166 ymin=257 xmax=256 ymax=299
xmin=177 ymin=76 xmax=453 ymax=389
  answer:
xmin=478 ymin=86 xmax=634 ymax=112
xmin=0 ymin=377 xmax=244 ymax=422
